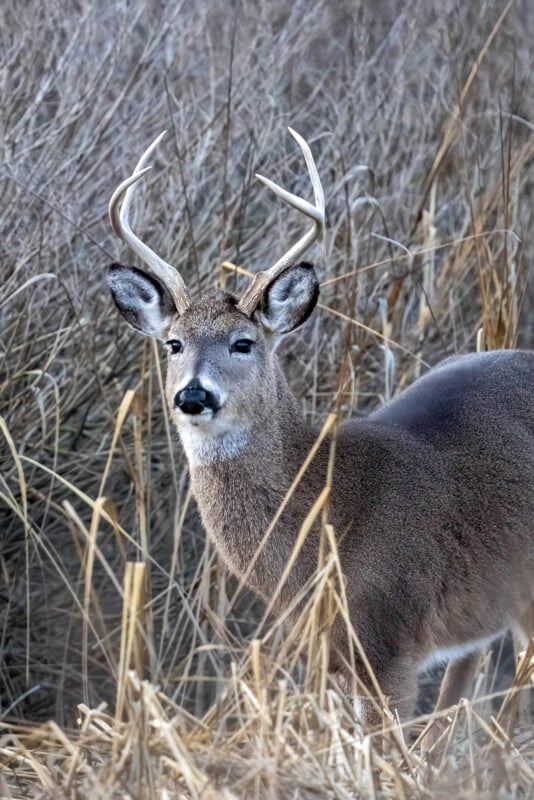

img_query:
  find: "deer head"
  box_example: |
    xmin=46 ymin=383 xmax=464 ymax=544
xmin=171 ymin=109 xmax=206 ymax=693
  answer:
xmin=108 ymin=130 xmax=325 ymax=461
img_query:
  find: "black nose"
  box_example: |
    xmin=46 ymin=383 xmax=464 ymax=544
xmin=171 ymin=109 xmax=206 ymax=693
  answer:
xmin=175 ymin=381 xmax=217 ymax=415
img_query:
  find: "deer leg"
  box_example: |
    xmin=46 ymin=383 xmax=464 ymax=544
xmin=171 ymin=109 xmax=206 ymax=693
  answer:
xmin=331 ymin=612 xmax=419 ymax=731
xmin=423 ymin=652 xmax=480 ymax=753
xmin=351 ymin=658 xmax=419 ymax=731
xmin=434 ymin=652 xmax=480 ymax=712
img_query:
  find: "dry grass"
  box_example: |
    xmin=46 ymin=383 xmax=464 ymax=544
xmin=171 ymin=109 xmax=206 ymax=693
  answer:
xmin=1 ymin=0 xmax=534 ymax=796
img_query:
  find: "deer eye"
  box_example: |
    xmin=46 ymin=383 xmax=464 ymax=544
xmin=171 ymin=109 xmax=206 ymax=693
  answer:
xmin=230 ymin=339 xmax=254 ymax=355
xmin=166 ymin=339 xmax=183 ymax=355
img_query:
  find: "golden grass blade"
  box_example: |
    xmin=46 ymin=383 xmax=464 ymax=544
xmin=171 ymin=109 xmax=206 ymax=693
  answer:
xmin=116 ymin=562 xmax=147 ymax=722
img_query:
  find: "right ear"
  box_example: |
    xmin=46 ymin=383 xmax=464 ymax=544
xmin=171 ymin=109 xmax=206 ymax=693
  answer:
xmin=255 ymin=262 xmax=319 ymax=335
xmin=108 ymin=263 xmax=178 ymax=339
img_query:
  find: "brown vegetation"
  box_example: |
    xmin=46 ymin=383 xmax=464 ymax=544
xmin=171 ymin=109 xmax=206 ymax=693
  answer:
xmin=1 ymin=0 xmax=533 ymax=796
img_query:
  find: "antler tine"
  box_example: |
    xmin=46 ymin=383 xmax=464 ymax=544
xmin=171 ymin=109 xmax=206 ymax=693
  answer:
xmin=237 ymin=128 xmax=325 ymax=317
xmin=109 ymin=131 xmax=191 ymax=315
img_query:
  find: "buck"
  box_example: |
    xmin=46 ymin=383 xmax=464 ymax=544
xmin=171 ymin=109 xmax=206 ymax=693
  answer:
xmin=107 ymin=130 xmax=534 ymax=732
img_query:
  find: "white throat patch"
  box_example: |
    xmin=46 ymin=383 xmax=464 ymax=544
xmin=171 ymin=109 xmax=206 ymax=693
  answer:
xmin=178 ymin=421 xmax=249 ymax=468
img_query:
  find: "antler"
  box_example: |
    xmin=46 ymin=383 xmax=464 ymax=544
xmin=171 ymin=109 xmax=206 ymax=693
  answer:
xmin=237 ymin=128 xmax=325 ymax=316
xmin=109 ymin=131 xmax=191 ymax=315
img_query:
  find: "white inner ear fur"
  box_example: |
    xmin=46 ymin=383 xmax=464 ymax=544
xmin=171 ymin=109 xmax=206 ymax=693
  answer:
xmin=112 ymin=277 xmax=171 ymax=339
xmin=269 ymin=272 xmax=307 ymax=313
xmin=141 ymin=304 xmax=170 ymax=339
xmin=133 ymin=290 xmax=166 ymax=337
xmin=259 ymin=270 xmax=313 ymax=334
xmin=275 ymin=272 xmax=310 ymax=301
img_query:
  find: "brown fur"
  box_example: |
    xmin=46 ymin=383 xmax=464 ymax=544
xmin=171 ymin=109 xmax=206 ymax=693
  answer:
xmin=109 ymin=275 xmax=534 ymax=725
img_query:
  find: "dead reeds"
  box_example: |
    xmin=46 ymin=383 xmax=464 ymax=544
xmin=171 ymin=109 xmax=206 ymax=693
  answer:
xmin=1 ymin=0 xmax=533 ymax=796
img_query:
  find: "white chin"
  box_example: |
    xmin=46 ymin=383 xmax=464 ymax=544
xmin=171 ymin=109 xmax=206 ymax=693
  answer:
xmin=176 ymin=415 xmax=248 ymax=467
xmin=179 ymin=409 xmax=217 ymax=428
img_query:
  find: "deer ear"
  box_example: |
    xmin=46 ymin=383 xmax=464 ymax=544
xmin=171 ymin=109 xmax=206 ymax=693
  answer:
xmin=256 ymin=262 xmax=319 ymax=334
xmin=108 ymin=263 xmax=178 ymax=339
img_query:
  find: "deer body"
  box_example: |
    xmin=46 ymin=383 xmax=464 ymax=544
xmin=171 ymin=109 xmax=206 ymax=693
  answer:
xmin=107 ymin=131 xmax=534 ymax=725
xmin=169 ymin=294 xmax=534 ymax=717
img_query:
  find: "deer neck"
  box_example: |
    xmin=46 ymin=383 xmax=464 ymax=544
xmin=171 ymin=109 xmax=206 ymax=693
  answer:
xmin=179 ymin=365 xmax=319 ymax=598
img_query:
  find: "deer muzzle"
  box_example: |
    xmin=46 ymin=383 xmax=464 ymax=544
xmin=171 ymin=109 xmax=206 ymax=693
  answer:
xmin=175 ymin=381 xmax=220 ymax=416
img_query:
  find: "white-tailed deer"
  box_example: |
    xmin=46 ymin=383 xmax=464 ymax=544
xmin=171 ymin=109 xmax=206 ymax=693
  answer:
xmin=107 ymin=130 xmax=534 ymax=731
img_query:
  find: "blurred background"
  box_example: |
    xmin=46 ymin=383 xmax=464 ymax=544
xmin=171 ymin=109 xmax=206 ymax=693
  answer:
xmin=1 ymin=0 xmax=533 ymax=727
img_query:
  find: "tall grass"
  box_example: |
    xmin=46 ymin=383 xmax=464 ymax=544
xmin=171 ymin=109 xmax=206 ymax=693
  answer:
xmin=1 ymin=0 xmax=533 ymax=796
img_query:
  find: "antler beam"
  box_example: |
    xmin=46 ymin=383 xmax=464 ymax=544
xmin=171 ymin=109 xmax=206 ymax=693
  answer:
xmin=237 ymin=128 xmax=325 ymax=317
xmin=109 ymin=131 xmax=191 ymax=315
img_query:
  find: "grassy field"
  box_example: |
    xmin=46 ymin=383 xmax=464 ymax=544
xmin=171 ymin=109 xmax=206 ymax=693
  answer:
xmin=1 ymin=0 xmax=534 ymax=796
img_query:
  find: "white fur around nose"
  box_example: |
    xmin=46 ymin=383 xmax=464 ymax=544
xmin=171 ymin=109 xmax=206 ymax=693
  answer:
xmin=173 ymin=367 xmax=244 ymax=466
xmin=178 ymin=372 xmax=227 ymax=407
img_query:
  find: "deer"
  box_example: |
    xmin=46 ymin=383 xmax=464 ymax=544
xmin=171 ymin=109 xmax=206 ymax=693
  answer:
xmin=107 ymin=129 xmax=534 ymax=738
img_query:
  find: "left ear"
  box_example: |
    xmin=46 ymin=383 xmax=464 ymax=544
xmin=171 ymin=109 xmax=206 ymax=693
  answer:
xmin=255 ymin=262 xmax=319 ymax=334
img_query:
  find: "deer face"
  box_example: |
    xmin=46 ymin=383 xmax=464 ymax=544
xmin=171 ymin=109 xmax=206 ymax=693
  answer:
xmin=108 ymin=263 xmax=319 ymax=462
xmin=107 ymin=129 xmax=324 ymax=462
